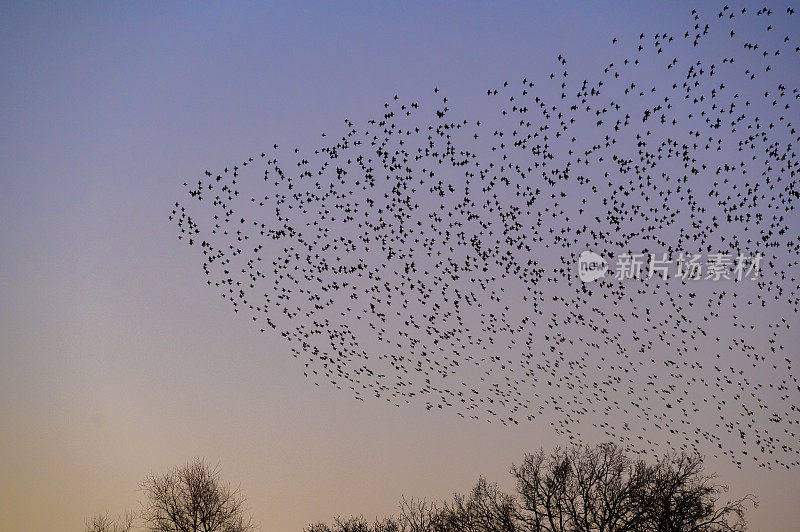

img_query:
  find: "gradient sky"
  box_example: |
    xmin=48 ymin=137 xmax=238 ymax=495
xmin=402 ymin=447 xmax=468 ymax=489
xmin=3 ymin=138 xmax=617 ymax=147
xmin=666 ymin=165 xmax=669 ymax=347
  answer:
xmin=1 ymin=2 xmax=798 ymax=531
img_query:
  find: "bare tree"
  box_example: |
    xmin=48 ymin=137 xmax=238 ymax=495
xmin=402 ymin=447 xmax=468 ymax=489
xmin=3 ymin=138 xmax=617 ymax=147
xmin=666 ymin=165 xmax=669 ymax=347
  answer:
xmin=85 ymin=512 xmax=135 ymax=532
xmin=308 ymin=444 xmax=755 ymax=532
xmin=398 ymin=497 xmax=445 ymax=532
xmin=140 ymin=458 xmax=254 ymax=532
xmin=512 ymin=443 xmax=653 ymax=532
xmin=442 ymin=477 xmax=518 ymax=532
xmin=512 ymin=447 xmax=572 ymax=532
xmin=511 ymin=443 xmax=755 ymax=532
xmin=641 ymin=452 xmax=756 ymax=532
xmin=304 ymin=524 xmax=332 ymax=532
xmin=304 ymin=515 xmax=404 ymax=532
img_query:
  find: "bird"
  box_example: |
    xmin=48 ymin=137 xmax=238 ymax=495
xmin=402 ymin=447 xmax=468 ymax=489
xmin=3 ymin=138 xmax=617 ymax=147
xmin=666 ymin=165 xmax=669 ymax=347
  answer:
xmin=171 ymin=4 xmax=800 ymax=470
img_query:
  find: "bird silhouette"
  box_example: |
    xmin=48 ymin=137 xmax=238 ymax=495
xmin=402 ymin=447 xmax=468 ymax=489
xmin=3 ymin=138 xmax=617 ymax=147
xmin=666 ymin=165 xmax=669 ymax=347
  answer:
xmin=171 ymin=4 xmax=799 ymax=470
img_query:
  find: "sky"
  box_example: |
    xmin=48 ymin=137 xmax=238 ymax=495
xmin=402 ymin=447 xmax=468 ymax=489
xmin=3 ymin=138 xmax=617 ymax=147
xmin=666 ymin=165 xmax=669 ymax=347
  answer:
xmin=1 ymin=1 xmax=798 ymax=531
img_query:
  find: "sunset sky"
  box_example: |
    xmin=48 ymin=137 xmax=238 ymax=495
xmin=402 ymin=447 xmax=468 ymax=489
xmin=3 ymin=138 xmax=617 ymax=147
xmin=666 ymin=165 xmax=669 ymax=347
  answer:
xmin=1 ymin=2 xmax=798 ymax=531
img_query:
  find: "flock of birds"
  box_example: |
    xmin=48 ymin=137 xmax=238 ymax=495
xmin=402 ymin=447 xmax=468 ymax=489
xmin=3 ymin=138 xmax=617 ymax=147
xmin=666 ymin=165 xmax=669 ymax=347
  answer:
xmin=172 ymin=5 xmax=799 ymax=469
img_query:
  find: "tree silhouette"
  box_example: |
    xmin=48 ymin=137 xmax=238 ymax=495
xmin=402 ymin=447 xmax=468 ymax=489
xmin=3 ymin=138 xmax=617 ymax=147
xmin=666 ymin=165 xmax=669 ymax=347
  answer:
xmin=86 ymin=512 xmax=135 ymax=532
xmin=305 ymin=443 xmax=755 ymax=532
xmin=139 ymin=459 xmax=254 ymax=532
xmin=512 ymin=443 xmax=654 ymax=531
xmin=85 ymin=447 xmax=753 ymax=532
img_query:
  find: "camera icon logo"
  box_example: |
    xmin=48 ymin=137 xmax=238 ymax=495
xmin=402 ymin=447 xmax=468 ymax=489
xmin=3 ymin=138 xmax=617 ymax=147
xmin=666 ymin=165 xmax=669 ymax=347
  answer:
xmin=578 ymin=250 xmax=608 ymax=283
